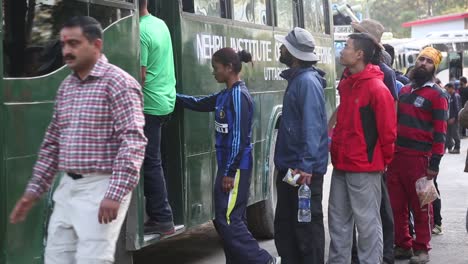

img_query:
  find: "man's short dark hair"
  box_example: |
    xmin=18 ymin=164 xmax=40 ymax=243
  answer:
xmin=348 ymin=33 xmax=381 ymax=65
xmin=63 ymin=16 xmax=103 ymax=42
xmin=461 ymin=76 xmax=468 ymax=85
xmin=139 ymin=0 xmax=147 ymax=9
xmin=445 ymin=82 xmax=455 ymax=89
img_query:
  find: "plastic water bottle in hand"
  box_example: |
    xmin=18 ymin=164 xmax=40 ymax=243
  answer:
xmin=298 ymin=184 xmax=311 ymax=222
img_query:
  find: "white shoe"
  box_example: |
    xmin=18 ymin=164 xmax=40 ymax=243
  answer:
xmin=271 ymin=256 xmax=281 ymax=264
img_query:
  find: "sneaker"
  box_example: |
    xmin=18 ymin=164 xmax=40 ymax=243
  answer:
xmin=394 ymin=247 xmax=413 ymax=259
xmin=144 ymin=220 xmax=175 ymax=235
xmin=409 ymin=250 xmax=430 ymax=264
xmin=432 ymin=224 xmax=443 ymax=235
xmin=269 ymin=256 xmax=281 ymax=264
xmin=449 ymin=149 xmax=460 ymax=154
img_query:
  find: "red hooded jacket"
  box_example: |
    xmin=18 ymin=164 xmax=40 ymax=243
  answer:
xmin=331 ymin=64 xmax=397 ymax=172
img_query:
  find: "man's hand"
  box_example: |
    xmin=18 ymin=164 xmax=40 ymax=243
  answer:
xmin=222 ymin=176 xmax=235 ymax=193
xmin=98 ymin=198 xmax=121 ymax=224
xmin=294 ymin=169 xmax=312 ymax=185
xmin=10 ymin=192 xmax=39 ymax=224
xmin=448 ymin=118 xmax=456 ymax=125
xmin=426 ymin=168 xmax=438 ymax=180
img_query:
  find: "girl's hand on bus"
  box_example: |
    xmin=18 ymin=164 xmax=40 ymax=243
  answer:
xmin=294 ymin=169 xmax=312 ymax=185
xmin=9 ymin=192 xmax=39 ymax=224
xmin=98 ymin=198 xmax=120 ymax=224
xmin=222 ymin=176 xmax=235 ymax=193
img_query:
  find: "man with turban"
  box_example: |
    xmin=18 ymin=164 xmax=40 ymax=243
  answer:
xmin=386 ymin=47 xmax=448 ymax=264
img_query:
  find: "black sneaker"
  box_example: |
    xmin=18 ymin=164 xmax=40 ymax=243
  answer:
xmin=394 ymin=247 xmax=413 ymax=260
xmin=144 ymin=220 xmax=175 ymax=235
xmin=449 ymin=149 xmax=460 ymax=154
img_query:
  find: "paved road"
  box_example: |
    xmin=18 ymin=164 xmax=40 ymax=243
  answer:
xmin=135 ymin=140 xmax=468 ymax=264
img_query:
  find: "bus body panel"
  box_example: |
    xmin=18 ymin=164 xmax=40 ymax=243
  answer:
xmin=175 ymin=12 xmax=336 ymax=230
xmin=0 ymin=14 xmax=142 ymax=264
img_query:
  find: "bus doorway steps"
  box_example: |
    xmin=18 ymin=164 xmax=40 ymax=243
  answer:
xmin=143 ymin=224 xmax=185 ymax=247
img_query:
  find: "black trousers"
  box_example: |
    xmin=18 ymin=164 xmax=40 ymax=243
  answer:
xmin=274 ymin=171 xmax=325 ymax=264
xmin=352 ymin=174 xmax=395 ymax=264
xmin=143 ymin=114 xmax=173 ymax=222
xmin=433 ymin=176 xmax=442 ymax=226
xmin=446 ymin=122 xmax=461 ymax=150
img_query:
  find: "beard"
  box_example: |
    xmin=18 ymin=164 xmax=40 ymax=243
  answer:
xmin=280 ymin=51 xmax=294 ymax=67
xmin=409 ymin=66 xmax=435 ymax=88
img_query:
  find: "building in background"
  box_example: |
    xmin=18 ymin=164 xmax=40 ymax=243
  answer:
xmin=402 ymin=12 xmax=468 ymax=38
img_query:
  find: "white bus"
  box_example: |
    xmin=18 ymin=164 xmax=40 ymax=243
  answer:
xmin=393 ymin=36 xmax=468 ymax=84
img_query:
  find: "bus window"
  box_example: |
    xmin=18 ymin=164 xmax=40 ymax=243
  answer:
xmin=455 ymin=42 xmax=468 ymax=52
xmin=433 ymin=43 xmax=452 ymax=52
xmin=275 ymin=0 xmax=294 ymax=29
xmin=304 ymin=0 xmax=326 ymax=34
xmin=448 ymin=52 xmax=462 ymax=81
xmin=3 ymin=0 xmax=88 ymax=77
xmin=89 ymin=3 xmax=133 ymax=29
xmin=233 ymin=0 xmax=268 ymax=25
xmin=187 ymin=0 xmax=226 ymax=18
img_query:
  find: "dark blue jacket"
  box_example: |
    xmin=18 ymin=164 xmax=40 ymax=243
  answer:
xmin=176 ymin=81 xmax=252 ymax=177
xmin=449 ymin=92 xmax=461 ymax=119
xmin=274 ymin=67 xmax=329 ymax=175
xmin=379 ymin=63 xmax=398 ymax=100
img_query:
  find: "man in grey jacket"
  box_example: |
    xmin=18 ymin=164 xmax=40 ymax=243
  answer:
xmin=273 ymin=27 xmax=329 ymax=264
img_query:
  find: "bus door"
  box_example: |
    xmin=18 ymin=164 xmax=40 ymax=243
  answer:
xmin=133 ymin=0 xmax=186 ymax=250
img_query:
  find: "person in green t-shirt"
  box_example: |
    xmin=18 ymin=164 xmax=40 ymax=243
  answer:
xmin=139 ymin=0 xmax=176 ymax=235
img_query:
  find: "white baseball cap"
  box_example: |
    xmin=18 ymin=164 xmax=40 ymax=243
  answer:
xmin=275 ymin=27 xmax=319 ymax=62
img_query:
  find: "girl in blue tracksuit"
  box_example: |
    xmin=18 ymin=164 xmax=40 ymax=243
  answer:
xmin=176 ymin=48 xmax=278 ymax=264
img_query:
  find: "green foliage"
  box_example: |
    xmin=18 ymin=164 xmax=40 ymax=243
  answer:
xmin=334 ymin=0 xmax=468 ymax=38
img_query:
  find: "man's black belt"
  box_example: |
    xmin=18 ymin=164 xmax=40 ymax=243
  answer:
xmin=67 ymin=172 xmax=83 ymax=180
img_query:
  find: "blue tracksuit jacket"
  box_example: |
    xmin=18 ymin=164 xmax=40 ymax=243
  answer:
xmin=176 ymin=81 xmax=252 ymax=177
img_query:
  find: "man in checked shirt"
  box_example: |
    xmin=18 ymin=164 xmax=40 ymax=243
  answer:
xmin=9 ymin=16 xmax=147 ymax=264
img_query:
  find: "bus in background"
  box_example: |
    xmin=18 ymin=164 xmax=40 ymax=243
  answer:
xmin=333 ymin=25 xmax=353 ymax=81
xmin=0 ymin=0 xmax=336 ymax=263
xmin=393 ymin=36 xmax=468 ymax=84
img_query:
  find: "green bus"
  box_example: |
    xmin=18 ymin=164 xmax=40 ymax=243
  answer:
xmin=0 ymin=0 xmax=336 ymax=263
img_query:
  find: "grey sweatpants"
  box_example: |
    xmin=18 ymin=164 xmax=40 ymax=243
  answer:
xmin=328 ymin=169 xmax=383 ymax=264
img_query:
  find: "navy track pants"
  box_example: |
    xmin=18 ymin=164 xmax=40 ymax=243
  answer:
xmin=213 ymin=168 xmax=272 ymax=264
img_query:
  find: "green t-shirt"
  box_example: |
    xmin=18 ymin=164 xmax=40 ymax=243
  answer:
xmin=140 ymin=15 xmax=176 ymax=115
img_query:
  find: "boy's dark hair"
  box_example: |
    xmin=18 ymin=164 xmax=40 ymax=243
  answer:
xmin=348 ymin=33 xmax=381 ymax=65
xmin=460 ymin=76 xmax=467 ymax=85
xmin=445 ymin=82 xmax=455 ymax=89
xmin=63 ymin=16 xmax=103 ymax=42
xmin=383 ymin=44 xmax=395 ymax=66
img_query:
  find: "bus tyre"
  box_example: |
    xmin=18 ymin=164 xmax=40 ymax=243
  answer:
xmin=247 ymin=129 xmax=278 ymax=239
xmin=115 ymin=220 xmax=133 ymax=264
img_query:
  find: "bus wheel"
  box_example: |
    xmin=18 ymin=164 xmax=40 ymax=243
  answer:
xmin=115 ymin=220 xmax=133 ymax=264
xmin=247 ymin=129 xmax=278 ymax=239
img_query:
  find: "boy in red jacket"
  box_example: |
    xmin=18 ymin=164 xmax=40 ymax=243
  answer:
xmin=328 ymin=33 xmax=397 ymax=264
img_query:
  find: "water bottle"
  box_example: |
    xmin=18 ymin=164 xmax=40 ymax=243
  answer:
xmin=298 ymin=184 xmax=311 ymax=222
